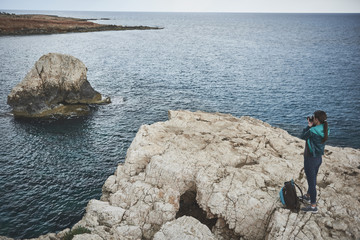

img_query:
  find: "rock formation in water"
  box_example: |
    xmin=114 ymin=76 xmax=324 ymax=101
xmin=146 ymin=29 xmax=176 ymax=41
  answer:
xmin=6 ymin=110 xmax=360 ymax=239
xmin=7 ymin=53 xmax=110 ymax=117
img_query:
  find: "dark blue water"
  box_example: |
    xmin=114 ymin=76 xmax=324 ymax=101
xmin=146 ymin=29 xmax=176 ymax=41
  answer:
xmin=0 ymin=11 xmax=359 ymax=239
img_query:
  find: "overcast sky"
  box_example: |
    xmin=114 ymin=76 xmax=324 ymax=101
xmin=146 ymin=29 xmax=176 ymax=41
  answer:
xmin=1 ymin=0 xmax=360 ymax=13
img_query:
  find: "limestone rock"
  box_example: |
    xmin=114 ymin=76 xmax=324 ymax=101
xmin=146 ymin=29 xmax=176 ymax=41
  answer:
xmin=112 ymin=225 xmax=142 ymax=240
xmin=72 ymin=233 xmax=102 ymax=240
xmin=7 ymin=53 xmax=109 ymax=117
xmin=75 ymin=110 xmax=360 ymax=240
xmin=0 ymin=237 xmax=14 ymax=240
xmin=153 ymin=216 xmax=216 ymax=240
xmin=55 ymin=228 xmax=70 ymax=239
xmin=4 ymin=110 xmax=359 ymax=240
xmin=79 ymin=199 xmax=126 ymax=228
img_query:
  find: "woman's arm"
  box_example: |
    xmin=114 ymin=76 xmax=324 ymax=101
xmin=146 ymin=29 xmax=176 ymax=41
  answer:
xmin=300 ymin=118 xmax=314 ymax=140
xmin=301 ymin=126 xmax=312 ymax=140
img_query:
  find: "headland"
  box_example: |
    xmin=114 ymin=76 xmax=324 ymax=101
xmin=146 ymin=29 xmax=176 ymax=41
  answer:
xmin=8 ymin=110 xmax=357 ymax=240
xmin=0 ymin=12 xmax=162 ymax=36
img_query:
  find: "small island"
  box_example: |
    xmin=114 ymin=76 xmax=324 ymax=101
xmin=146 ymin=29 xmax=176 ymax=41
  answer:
xmin=0 ymin=12 xmax=162 ymax=36
xmin=7 ymin=53 xmax=111 ymax=118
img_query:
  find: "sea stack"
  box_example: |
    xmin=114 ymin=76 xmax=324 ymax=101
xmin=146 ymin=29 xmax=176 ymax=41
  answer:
xmin=7 ymin=53 xmax=110 ymax=117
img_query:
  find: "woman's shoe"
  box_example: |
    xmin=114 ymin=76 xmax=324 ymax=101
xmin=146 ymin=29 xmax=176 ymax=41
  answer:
xmin=301 ymin=205 xmax=318 ymax=213
xmin=299 ymin=195 xmax=311 ymax=204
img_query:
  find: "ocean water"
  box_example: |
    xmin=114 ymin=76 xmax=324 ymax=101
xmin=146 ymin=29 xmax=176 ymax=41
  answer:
xmin=0 ymin=11 xmax=359 ymax=238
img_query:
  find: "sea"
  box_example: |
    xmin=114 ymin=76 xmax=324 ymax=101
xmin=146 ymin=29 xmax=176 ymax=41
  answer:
xmin=0 ymin=10 xmax=359 ymax=239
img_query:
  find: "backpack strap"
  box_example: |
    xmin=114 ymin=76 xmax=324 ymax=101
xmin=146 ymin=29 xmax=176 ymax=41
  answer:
xmin=294 ymin=182 xmax=304 ymax=200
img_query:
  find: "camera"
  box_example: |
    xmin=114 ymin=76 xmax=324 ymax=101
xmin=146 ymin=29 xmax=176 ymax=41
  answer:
xmin=307 ymin=116 xmax=314 ymax=122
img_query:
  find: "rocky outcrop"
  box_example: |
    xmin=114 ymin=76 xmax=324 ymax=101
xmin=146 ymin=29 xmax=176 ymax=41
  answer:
xmin=153 ymin=216 xmax=216 ymax=240
xmin=7 ymin=53 xmax=110 ymax=117
xmin=8 ymin=110 xmax=360 ymax=239
xmin=68 ymin=110 xmax=359 ymax=239
xmin=0 ymin=13 xmax=162 ymax=36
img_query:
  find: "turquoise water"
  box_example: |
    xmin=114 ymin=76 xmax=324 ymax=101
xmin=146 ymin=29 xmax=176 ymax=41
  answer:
xmin=0 ymin=11 xmax=359 ymax=238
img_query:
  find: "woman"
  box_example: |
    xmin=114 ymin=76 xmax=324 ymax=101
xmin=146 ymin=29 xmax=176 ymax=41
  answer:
xmin=300 ymin=110 xmax=329 ymax=213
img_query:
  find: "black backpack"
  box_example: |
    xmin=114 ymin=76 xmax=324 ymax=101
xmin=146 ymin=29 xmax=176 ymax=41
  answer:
xmin=279 ymin=179 xmax=303 ymax=211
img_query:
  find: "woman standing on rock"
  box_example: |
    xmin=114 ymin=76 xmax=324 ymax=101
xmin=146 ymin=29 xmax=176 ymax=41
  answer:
xmin=300 ymin=110 xmax=329 ymax=213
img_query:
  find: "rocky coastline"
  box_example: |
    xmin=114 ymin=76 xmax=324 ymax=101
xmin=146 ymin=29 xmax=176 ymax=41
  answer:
xmin=0 ymin=12 xmax=162 ymax=36
xmin=5 ymin=110 xmax=358 ymax=240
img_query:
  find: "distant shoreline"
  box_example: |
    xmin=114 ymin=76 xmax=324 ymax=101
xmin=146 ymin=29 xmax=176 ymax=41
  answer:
xmin=0 ymin=12 xmax=163 ymax=36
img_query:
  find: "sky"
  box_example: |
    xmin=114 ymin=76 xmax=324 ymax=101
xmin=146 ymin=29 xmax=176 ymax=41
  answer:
xmin=1 ymin=0 xmax=360 ymax=13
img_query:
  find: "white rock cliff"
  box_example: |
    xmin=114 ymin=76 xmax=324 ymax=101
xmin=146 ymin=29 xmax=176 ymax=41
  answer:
xmin=26 ymin=110 xmax=360 ymax=239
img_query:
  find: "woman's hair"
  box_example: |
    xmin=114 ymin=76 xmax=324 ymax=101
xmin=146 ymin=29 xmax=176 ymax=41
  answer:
xmin=314 ymin=110 xmax=328 ymax=143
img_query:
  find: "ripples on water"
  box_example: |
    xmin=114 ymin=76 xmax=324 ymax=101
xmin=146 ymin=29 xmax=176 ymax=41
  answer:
xmin=0 ymin=11 xmax=359 ymax=238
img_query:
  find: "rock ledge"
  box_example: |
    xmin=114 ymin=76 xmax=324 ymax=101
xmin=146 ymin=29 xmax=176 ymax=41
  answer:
xmin=4 ymin=110 xmax=360 ymax=239
xmin=79 ymin=110 xmax=360 ymax=239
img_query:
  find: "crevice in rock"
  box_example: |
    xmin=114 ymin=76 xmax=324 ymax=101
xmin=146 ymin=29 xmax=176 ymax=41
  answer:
xmin=265 ymin=140 xmax=283 ymax=158
xmin=343 ymin=170 xmax=358 ymax=176
xmin=235 ymin=155 xmax=259 ymax=168
xmin=213 ymin=217 xmax=242 ymax=240
xmin=324 ymin=149 xmax=333 ymax=156
xmin=175 ymin=190 xmax=217 ymax=231
xmin=293 ymin=213 xmax=313 ymax=239
xmin=58 ymin=100 xmax=86 ymax=106
xmin=318 ymin=181 xmax=331 ymax=189
xmin=235 ymin=161 xmax=258 ymax=168
xmin=196 ymin=118 xmax=210 ymax=123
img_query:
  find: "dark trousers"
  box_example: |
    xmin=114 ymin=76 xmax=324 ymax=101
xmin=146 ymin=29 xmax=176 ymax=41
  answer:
xmin=304 ymin=154 xmax=322 ymax=204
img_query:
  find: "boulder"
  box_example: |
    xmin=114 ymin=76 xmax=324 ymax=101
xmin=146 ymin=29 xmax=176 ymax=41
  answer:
xmin=153 ymin=216 xmax=216 ymax=240
xmin=7 ymin=53 xmax=110 ymax=117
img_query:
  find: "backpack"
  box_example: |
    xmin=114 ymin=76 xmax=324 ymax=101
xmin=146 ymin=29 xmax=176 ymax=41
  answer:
xmin=279 ymin=179 xmax=303 ymax=211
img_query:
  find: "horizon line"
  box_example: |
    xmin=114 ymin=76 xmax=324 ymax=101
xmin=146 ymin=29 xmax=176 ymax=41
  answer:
xmin=2 ymin=9 xmax=360 ymax=14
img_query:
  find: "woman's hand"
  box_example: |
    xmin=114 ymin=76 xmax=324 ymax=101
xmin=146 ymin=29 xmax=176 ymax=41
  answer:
xmin=307 ymin=119 xmax=313 ymax=127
